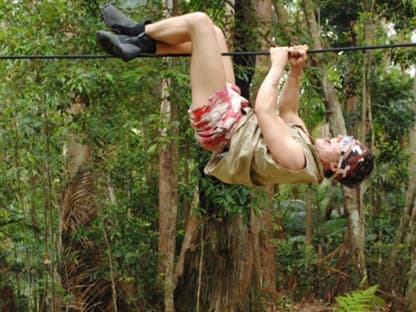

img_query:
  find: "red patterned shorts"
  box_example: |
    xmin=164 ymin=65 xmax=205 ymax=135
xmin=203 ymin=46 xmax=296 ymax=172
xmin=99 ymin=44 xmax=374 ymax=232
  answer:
xmin=188 ymin=83 xmax=249 ymax=152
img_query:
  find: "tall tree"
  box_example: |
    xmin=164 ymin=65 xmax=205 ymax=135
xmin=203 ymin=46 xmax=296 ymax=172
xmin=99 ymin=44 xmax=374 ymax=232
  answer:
xmin=173 ymin=1 xmax=276 ymax=310
xmin=251 ymin=0 xmax=279 ymax=307
xmin=303 ymin=0 xmax=367 ymax=290
xmin=158 ymin=1 xmax=179 ymax=311
xmin=0 ymin=285 xmax=16 ymax=312
xmin=405 ymin=73 xmax=416 ymax=312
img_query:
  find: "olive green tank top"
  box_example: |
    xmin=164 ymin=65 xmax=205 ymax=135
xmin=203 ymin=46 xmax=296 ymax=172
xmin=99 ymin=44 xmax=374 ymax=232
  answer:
xmin=204 ymin=109 xmax=324 ymax=186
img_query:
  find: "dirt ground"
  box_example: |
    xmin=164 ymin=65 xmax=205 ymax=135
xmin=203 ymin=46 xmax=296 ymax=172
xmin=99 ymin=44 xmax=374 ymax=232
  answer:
xmin=281 ymin=301 xmax=332 ymax=311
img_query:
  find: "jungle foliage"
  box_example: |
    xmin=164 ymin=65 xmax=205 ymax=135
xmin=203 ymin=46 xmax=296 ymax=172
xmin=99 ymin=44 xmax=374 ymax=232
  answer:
xmin=0 ymin=0 xmax=415 ymax=311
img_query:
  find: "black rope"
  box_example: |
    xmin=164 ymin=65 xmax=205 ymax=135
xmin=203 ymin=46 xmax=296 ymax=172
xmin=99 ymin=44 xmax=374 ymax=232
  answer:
xmin=1 ymin=42 xmax=415 ymax=60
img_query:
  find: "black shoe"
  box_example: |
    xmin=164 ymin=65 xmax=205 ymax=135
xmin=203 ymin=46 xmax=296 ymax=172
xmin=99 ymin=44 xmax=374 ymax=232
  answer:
xmin=102 ymin=4 xmax=150 ymax=36
xmin=96 ymin=30 xmax=156 ymax=62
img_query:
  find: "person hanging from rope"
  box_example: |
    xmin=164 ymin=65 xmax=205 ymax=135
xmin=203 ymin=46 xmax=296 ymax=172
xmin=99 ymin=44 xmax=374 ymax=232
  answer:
xmin=96 ymin=6 xmax=374 ymax=188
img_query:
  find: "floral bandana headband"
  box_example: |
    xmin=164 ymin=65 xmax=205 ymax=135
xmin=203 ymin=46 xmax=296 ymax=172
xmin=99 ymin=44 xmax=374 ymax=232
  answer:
xmin=336 ymin=135 xmax=367 ymax=178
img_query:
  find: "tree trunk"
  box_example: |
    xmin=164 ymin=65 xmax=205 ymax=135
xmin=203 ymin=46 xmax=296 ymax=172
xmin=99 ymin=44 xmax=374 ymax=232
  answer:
xmin=250 ymin=1 xmax=279 ymax=308
xmin=158 ymin=2 xmax=179 ymax=311
xmin=303 ymin=0 xmax=367 ymax=289
xmin=174 ymin=1 xmax=271 ymax=310
xmin=0 ymin=286 xmax=16 ymax=312
xmin=272 ymin=0 xmax=289 ymax=28
xmin=250 ymin=188 xmax=279 ymax=307
xmin=382 ymin=18 xmax=416 ymax=312
xmin=303 ymin=0 xmax=345 ymax=135
xmin=158 ymin=55 xmax=179 ymax=312
xmin=174 ymin=207 xmax=255 ymax=311
xmin=233 ymin=0 xmax=257 ymax=102
xmin=403 ymin=69 xmax=416 ymax=312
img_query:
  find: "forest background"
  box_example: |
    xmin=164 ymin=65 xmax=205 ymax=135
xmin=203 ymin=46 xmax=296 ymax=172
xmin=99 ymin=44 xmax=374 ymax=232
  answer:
xmin=0 ymin=0 xmax=416 ymax=311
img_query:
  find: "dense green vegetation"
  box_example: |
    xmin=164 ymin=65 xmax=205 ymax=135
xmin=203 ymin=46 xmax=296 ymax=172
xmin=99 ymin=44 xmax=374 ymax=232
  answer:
xmin=0 ymin=0 xmax=415 ymax=311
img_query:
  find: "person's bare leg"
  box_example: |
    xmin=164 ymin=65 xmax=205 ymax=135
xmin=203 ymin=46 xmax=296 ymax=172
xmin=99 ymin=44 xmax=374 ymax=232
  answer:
xmin=156 ymin=42 xmax=191 ymax=54
xmin=213 ymin=26 xmax=235 ymax=85
xmin=145 ymin=12 xmax=227 ymax=109
xmin=156 ymin=25 xmax=235 ymax=85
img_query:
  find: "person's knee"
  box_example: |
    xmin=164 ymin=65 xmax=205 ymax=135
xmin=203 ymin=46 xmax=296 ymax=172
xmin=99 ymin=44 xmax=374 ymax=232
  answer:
xmin=214 ymin=26 xmax=226 ymax=41
xmin=186 ymin=12 xmax=214 ymax=30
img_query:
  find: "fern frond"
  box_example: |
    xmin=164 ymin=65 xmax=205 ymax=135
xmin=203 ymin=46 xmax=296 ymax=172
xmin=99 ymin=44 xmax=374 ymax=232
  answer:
xmin=334 ymin=284 xmax=385 ymax=312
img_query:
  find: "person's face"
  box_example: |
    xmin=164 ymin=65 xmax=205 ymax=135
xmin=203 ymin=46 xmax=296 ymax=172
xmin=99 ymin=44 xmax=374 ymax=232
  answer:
xmin=315 ymin=134 xmax=351 ymax=169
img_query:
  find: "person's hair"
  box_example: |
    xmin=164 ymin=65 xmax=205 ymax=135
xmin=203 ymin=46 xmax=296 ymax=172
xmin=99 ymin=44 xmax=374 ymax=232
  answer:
xmin=324 ymin=142 xmax=374 ymax=188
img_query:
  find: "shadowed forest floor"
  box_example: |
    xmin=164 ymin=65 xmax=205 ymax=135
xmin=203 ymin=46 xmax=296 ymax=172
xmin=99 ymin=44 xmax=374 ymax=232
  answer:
xmin=271 ymin=299 xmax=393 ymax=311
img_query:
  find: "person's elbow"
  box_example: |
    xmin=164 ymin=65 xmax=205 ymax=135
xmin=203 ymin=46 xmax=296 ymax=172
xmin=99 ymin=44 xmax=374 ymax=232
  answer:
xmin=270 ymin=140 xmax=306 ymax=171
xmin=254 ymin=100 xmax=274 ymax=115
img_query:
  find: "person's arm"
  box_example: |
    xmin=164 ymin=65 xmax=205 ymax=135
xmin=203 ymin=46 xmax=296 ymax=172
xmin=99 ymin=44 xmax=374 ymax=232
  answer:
xmin=278 ymin=45 xmax=308 ymax=128
xmin=254 ymin=47 xmax=305 ymax=171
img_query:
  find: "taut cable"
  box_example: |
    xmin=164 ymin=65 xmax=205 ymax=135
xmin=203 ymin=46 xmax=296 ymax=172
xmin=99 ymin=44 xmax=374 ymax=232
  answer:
xmin=1 ymin=42 xmax=415 ymax=60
